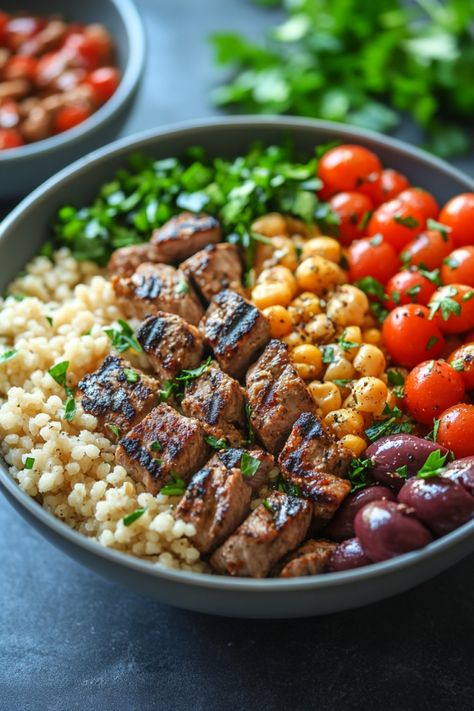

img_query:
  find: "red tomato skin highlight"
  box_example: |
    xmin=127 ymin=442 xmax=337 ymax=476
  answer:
xmin=439 ymin=193 xmax=474 ymax=248
xmin=404 ymin=360 xmax=465 ymax=425
xmin=371 ymin=169 xmax=410 ymax=206
xmin=398 ymin=188 xmax=439 ymax=221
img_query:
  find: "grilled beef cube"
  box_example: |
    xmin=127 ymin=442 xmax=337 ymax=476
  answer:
xmin=210 ymin=491 xmax=312 ymax=578
xmin=175 ymin=464 xmax=252 ymax=554
xmin=208 ymin=447 xmax=275 ymax=493
xmin=181 ymin=243 xmax=243 ymax=303
xmin=277 ymin=539 xmax=336 ymax=578
xmin=108 ymin=244 xmax=165 ymax=278
xmin=78 ymin=355 xmax=158 ymax=436
xmin=200 ymin=289 xmax=270 ymax=380
xmin=180 ymin=361 xmax=246 ymax=446
xmin=246 ymin=339 xmax=315 ymax=454
xmin=115 ymin=403 xmax=210 ymax=495
xmin=112 ymin=262 xmax=204 ymax=325
xmin=278 ymin=412 xmax=351 ymax=522
xmin=137 ymin=312 xmax=206 ymax=382
xmin=151 ymin=212 xmax=221 ymax=262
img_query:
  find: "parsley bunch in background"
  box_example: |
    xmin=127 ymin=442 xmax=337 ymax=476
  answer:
xmin=210 ymin=0 xmax=474 ymax=157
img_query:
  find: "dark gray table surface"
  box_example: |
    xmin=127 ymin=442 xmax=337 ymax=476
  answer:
xmin=1 ymin=1 xmax=473 ymax=709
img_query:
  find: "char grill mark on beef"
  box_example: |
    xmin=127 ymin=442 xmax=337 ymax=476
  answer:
xmin=208 ymin=447 xmax=274 ymax=493
xmin=175 ymin=464 xmax=252 ymax=554
xmin=181 ymin=243 xmax=244 ymax=303
xmin=277 ymin=539 xmax=336 ymax=578
xmin=112 ymin=262 xmax=204 ymax=325
xmin=137 ymin=312 xmax=206 ymax=382
xmin=78 ymin=354 xmax=158 ymax=435
xmin=246 ymin=339 xmax=315 ymax=454
xmin=107 ymin=244 xmax=165 ymax=279
xmin=210 ymin=491 xmax=312 ymax=578
xmin=278 ymin=412 xmax=351 ymax=523
xmin=200 ymin=289 xmax=270 ymax=380
xmin=115 ymin=403 xmax=210 ymax=495
xmin=151 ymin=212 xmax=221 ymax=262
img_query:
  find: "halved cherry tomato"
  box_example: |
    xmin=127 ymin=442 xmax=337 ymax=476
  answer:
xmin=398 ymin=188 xmax=439 ymax=221
xmin=367 ymin=198 xmax=425 ymax=251
xmin=401 ymin=229 xmax=454 ymax=270
xmin=0 ymin=128 xmax=24 ymax=150
xmin=385 ymin=268 xmax=436 ymax=309
xmin=437 ymin=404 xmax=474 ymax=458
xmin=4 ymin=55 xmax=37 ymax=82
xmin=53 ymin=105 xmax=91 ymax=133
xmin=85 ymin=66 xmax=120 ymax=105
xmin=328 ymin=191 xmax=373 ymax=246
xmin=439 ymin=193 xmax=474 ymax=247
xmin=448 ymin=344 xmax=474 ymax=390
xmin=428 ymin=284 xmax=474 ymax=334
xmin=318 ymin=145 xmax=381 ymax=198
xmin=371 ymin=169 xmax=409 ymax=206
xmin=348 ymin=235 xmax=400 ymax=285
xmin=404 ymin=360 xmax=465 ymax=425
xmin=382 ymin=304 xmax=445 ymax=367
xmin=441 ymin=246 xmax=474 ymax=287
xmin=63 ymin=32 xmax=101 ymax=71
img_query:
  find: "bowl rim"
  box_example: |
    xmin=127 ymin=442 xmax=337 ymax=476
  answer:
xmin=0 ymin=0 xmax=145 ymax=162
xmin=1 ymin=114 xmax=474 ymax=593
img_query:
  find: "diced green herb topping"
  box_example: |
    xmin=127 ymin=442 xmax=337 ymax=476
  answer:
xmin=176 ymin=280 xmax=190 ymax=295
xmin=365 ymin=404 xmax=413 ymax=442
xmin=158 ymin=379 xmax=176 ymax=402
xmin=427 ymin=418 xmax=441 ymax=442
xmin=428 ymin=286 xmax=461 ymax=321
xmin=426 ymin=218 xmax=451 ymax=240
xmin=123 ymin=508 xmax=147 ymax=526
xmin=150 ymin=440 xmax=162 ymax=452
xmin=161 ymin=472 xmax=186 ymax=497
xmin=443 ymin=257 xmax=459 ymax=270
xmin=406 ymin=284 xmax=422 ymax=300
xmin=245 ymin=402 xmax=256 ymax=445
xmin=417 ymin=450 xmax=449 ymax=479
xmin=394 ymin=214 xmax=419 ymax=229
xmin=240 ymin=452 xmax=261 ymax=478
xmin=358 ymin=211 xmax=372 ymax=231
xmin=337 ymin=332 xmax=360 ymax=351
xmin=24 ymin=457 xmax=35 ymax=470
xmin=418 ymin=267 xmax=442 ymax=286
xmin=262 ymin=499 xmax=274 ymax=513
xmin=463 ymin=290 xmax=474 ymax=302
xmin=395 ymin=465 xmax=409 ymax=479
xmin=0 ymin=349 xmax=18 ymax=363
xmin=204 ymin=435 xmax=228 ymax=451
xmin=322 ymin=346 xmax=336 ymax=364
xmin=348 ymin=458 xmax=372 ymax=492
xmin=107 ymin=424 xmax=121 ymax=439
xmin=426 ymin=335 xmax=439 ymax=351
xmin=332 ymin=378 xmax=352 ymax=387
xmin=354 ymin=276 xmax=385 ymax=301
xmin=271 ymin=475 xmax=301 ymax=497
xmin=387 ymin=369 xmax=405 ymax=387
xmin=104 ymin=320 xmax=143 ymax=354
xmin=64 ymin=395 xmax=76 ymax=422
xmin=451 ymin=359 xmax=464 ymax=372
xmin=48 ymin=361 xmax=76 ymax=421
xmin=176 ymin=356 xmax=212 ymax=383
xmin=46 ymin=316 xmax=53 ymax=326
xmin=48 ymin=360 xmax=69 ymax=387
xmin=124 ymin=368 xmax=140 ymax=383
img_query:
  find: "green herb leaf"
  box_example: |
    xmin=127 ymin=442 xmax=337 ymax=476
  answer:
xmin=64 ymin=395 xmax=76 ymax=422
xmin=240 ymin=452 xmax=261 ymax=478
xmin=428 ymin=286 xmax=461 ymax=321
xmin=365 ymin=403 xmax=413 ymax=442
xmin=245 ymin=402 xmax=255 ymax=445
xmin=322 ymin=346 xmax=336 ymax=364
xmin=48 ymin=360 xmax=69 ymax=387
xmin=24 ymin=457 xmax=35 ymax=470
xmin=123 ymin=508 xmax=147 ymax=526
xmin=337 ymin=331 xmax=360 ymax=352
xmin=355 ymin=276 xmax=385 ymax=301
xmin=332 ymin=378 xmax=352 ymax=387
xmin=0 ymin=349 xmax=18 ymax=363
xmin=348 ymin=458 xmax=372 ymax=493
xmin=418 ymin=267 xmax=442 ymax=286
xmin=204 ymin=435 xmax=228 ymax=451
xmin=262 ymin=499 xmax=274 ymax=513
xmin=107 ymin=423 xmax=121 ymax=439
xmin=426 ymin=335 xmax=439 ymax=351
xmin=426 ymin=218 xmax=452 ymax=241
xmin=395 ymin=465 xmax=409 ymax=479
xmin=158 ymin=379 xmax=176 ymax=402
xmin=176 ymin=279 xmax=190 ymax=295
xmin=150 ymin=440 xmax=162 ymax=452
xmin=124 ymin=368 xmax=140 ymax=384
xmin=161 ymin=472 xmax=186 ymax=497
xmin=105 ymin=320 xmax=143 ymax=354
xmin=176 ymin=356 xmax=212 ymax=383
xmin=451 ymin=358 xmax=464 ymax=372
xmin=394 ymin=214 xmax=419 ymax=229
xmin=426 ymin=418 xmax=441 ymax=442
xmin=417 ymin=450 xmax=449 ymax=479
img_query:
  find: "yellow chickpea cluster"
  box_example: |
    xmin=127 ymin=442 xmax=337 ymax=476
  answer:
xmin=250 ymin=212 xmax=397 ymax=456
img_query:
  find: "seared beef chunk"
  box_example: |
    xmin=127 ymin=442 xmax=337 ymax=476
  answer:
xmin=175 ymin=464 xmax=252 ymax=554
xmin=137 ymin=312 xmax=205 ymax=382
xmin=115 ymin=403 xmax=210 ymax=495
xmin=78 ymin=355 xmax=158 ymax=436
xmin=181 ymin=243 xmax=243 ymax=303
xmin=151 ymin=212 xmax=220 ymax=262
xmin=211 ymin=491 xmax=312 ymax=578
xmin=277 ymin=539 xmax=336 ymax=578
xmin=278 ymin=412 xmax=351 ymax=522
xmin=246 ymin=339 xmax=314 ymax=454
xmin=208 ymin=447 xmax=274 ymax=493
xmin=112 ymin=262 xmax=204 ymax=325
xmin=200 ymin=289 xmax=270 ymax=379
xmin=180 ymin=361 xmax=246 ymax=446
xmin=108 ymin=244 xmax=164 ymax=278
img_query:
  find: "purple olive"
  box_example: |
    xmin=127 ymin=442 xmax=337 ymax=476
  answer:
xmin=354 ymin=500 xmax=432 ymax=563
xmin=398 ymin=477 xmax=474 ymax=536
xmin=327 ymin=538 xmax=372 ymax=572
xmin=325 ymin=486 xmax=395 ymax=541
xmin=366 ymin=434 xmax=449 ymax=490
xmin=442 ymin=456 xmax=474 ymax=497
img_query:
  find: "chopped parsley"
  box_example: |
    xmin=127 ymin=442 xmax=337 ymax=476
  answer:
xmin=395 ymin=465 xmax=409 ymax=479
xmin=150 ymin=440 xmax=163 ymax=452
xmin=365 ymin=404 xmax=413 ymax=442
xmin=48 ymin=360 xmax=69 ymax=387
xmin=358 ymin=210 xmax=372 ymax=231
xmin=176 ymin=279 xmax=190 ymax=295
xmin=426 ymin=218 xmax=451 ymax=241
xmin=161 ymin=472 xmax=187 ymax=497
xmin=107 ymin=423 xmax=121 ymax=439
xmin=124 ymin=368 xmax=140 ymax=384
xmin=240 ymin=452 xmax=261 ymax=478
xmin=104 ymin=320 xmax=143 ymax=354
xmin=426 ymin=418 xmax=441 ymax=442
xmin=337 ymin=332 xmax=360 ymax=352
xmin=205 ymin=435 xmax=228 ymax=450
xmin=24 ymin=457 xmax=35 ymax=470
xmin=64 ymin=395 xmax=76 ymax=422
xmin=332 ymin=378 xmax=352 ymax=387
xmin=348 ymin=458 xmax=372 ymax=492
xmin=443 ymin=256 xmax=459 ymax=270
xmin=387 ymin=368 xmax=405 ymax=397
xmin=158 ymin=379 xmax=176 ymax=402
xmin=0 ymin=349 xmax=18 ymax=363
xmin=426 ymin=335 xmax=439 ymax=351
xmin=46 ymin=316 xmax=53 ymax=326
xmin=354 ymin=276 xmax=385 ymax=301
xmin=176 ymin=356 xmax=212 ymax=384
xmin=123 ymin=508 xmax=147 ymax=526
xmin=245 ymin=402 xmax=255 ymax=445
xmin=417 ymin=450 xmax=449 ymax=479
xmin=262 ymin=499 xmax=274 ymax=513
xmin=418 ymin=267 xmax=442 ymax=286
xmin=428 ymin=286 xmax=461 ymax=321
xmin=451 ymin=358 xmax=465 ymax=372
xmin=406 ymin=284 xmax=422 ymax=300
xmin=394 ymin=214 xmax=419 ymax=229
xmin=322 ymin=346 xmax=336 ymax=364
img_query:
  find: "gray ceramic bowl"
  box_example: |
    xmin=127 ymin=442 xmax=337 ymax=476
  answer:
xmin=0 ymin=0 xmax=145 ymax=199
xmin=1 ymin=117 xmax=474 ymax=618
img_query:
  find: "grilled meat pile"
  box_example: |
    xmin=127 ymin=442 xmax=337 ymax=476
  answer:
xmin=80 ymin=212 xmax=352 ymax=578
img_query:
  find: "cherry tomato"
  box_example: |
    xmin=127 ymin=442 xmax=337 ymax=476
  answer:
xmin=439 ymin=193 xmax=474 ymax=247
xmin=328 ymin=191 xmax=373 ymax=246
xmin=401 ymin=229 xmax=454 ymax=270
xmin=448 ymin=344 xmax=474 ymax=390
xmin=348 ymin=235 xmax=400 ymax=285
xmin=404 ymin=360 xmax=465 ymax=426
xmin=85 ymin=66 xmax=120 ymax=105
xmin=0 ymin=12 xmax=8 ymax=44
xmin=4 ymin=15 xmax=44 ymax=51
xmin=382 ymin=304 xmax=445 ymax=367
xmin=53 ymin=105 xmax=91 ymax=133
xmin=63 ymin=32 xmax=102 ymax=70
xmin=385 ymin=268 xmax=436 ymax=309
xmin=0 ymin=128 xmax=24 ymax=150
xmin=428 ymin=284 xmax=474 ymax=334
xmin=4 ymin=55 xmax=37 ymax=82
xmin=371 ymin=169 xmax=409 ymax=205
xmin=367 ymin=198 xmax=425 ymax=251
xmin=398 ymin=188 xmax=439 ymax=221
xmin=441 ymin=246 xmax=474 ymax=287
xmin=318 ymin=145 xmax=381 ymax=198
xmin=437 ymin=404 xmax=474 ymax=458
xmin=35 ymin=51 xmax=70 ymax=88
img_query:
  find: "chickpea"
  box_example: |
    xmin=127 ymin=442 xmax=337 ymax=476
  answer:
xmin=252 ymin=282 xmax=293 ymax=309
xmin=294 ymin=363 xmax=323 ymax=381
xmin=340 ymin=434 xmax=367 ymax=457
xmin=324 ymin=408 xmax=365 ymax=438
xmin=305 ymin=314 xmax=335 ymax=343
xmin=363 ymin=328 xmax=383 ymax=346
xmin=288 ymin=292 xmax=322 ymax=324
xmin=308 ymin=381 xmax=342 ymax=416
xmin=296 ymin=256 xmax=346 ymax=295
xmin=352 ymin=377 xmax=388 ymax=415
xmin=324 ymin=356 xmax=355 ymax=382
xmin=257 ymin=265 xmax=298 ymax=298
xmin=263 ymin=305 xmax=293 ymax=338
xmin=301 ymin=236 xmax=341 ymax=264
xmin=338 ymin=326 xmax=362 ymax=361
xmin=254 ymin=236 xmax=298 ymax=274
xmin=353 ymin=344 xmax=386 ymax=377
xmin=252 ymin=213 xmax=288 ymax=237
xmin=291 ymin=344 xmax=324 ymax=380
xmin=326 ymin=285 xmax=369 ymax=327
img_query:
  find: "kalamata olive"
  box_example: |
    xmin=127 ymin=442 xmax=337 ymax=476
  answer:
xmin=442 ymin=456 xmax=474 ymax=497
xmin=398 ymin=477 xmax=474 ymax=535
xmin=354 ymin=500 xmax=432 ymax=562
xmin=327 ymin=538 xmax=372 ymax=572
xmin=325 ymin=485 xmax=395 ymax=541
xmin=366 ymin=434 xmax=449 ymax=490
